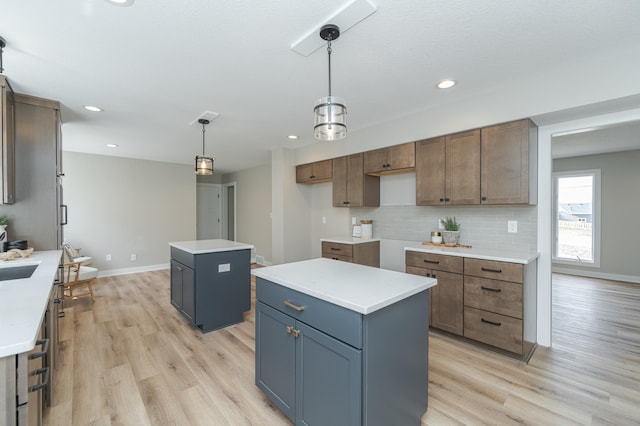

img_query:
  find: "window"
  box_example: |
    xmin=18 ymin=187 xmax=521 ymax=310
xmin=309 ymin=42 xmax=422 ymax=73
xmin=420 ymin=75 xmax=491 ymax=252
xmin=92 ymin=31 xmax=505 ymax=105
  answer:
xmin=552 ymin=169 xmax=601 ymax=267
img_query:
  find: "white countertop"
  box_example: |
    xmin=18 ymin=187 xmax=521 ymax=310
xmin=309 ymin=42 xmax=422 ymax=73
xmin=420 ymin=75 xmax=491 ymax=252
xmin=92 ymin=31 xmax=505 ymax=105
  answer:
xmin=321 ymin=237 xmax=381 ymax=245
xmin=0 ymin=250 xmax=62 ymax=358
xmin=252 ymin=257 xmax=436 ymax=315
xmin=169 ymin=239 xmax=254 ymax=254
xmin=404 ymin=242 xmax=539 ymax=264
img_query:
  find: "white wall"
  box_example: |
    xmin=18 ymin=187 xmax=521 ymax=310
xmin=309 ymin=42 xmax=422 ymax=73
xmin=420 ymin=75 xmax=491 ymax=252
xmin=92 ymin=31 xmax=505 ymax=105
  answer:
xmin=553 ymin=150 xmax=640 ymax=283
xmin=223 ymin=163 xmax=272 ymax=264
xmin=63 ymin=152 xmax=195 ymax=275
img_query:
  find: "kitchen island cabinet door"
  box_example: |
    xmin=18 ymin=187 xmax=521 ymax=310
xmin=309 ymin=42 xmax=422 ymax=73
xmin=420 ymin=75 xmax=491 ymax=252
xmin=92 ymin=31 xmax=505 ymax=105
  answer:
xmin=255 ymin=302 xmax=296 ymax=421
xmin=170 ymin=260 xmax=195 ymax=323
xmin=296 ymin=321 xmax=362 ymax=426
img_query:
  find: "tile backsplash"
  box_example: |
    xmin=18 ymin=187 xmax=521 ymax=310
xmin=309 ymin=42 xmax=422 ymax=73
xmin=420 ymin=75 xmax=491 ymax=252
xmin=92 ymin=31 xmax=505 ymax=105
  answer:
xmin=352 ymin=205 xmax=537 ymax=252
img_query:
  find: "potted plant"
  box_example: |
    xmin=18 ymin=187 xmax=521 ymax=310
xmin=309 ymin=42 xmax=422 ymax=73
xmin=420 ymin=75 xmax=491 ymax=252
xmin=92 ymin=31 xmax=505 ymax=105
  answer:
xmin=440 ymin=216 xmax=460 ymax=245
xmin=0 ymin=215 xmax=7 ymax=245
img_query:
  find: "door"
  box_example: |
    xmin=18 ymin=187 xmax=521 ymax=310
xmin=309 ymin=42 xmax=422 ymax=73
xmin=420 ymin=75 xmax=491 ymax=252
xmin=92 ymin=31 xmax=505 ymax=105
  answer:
xmin=446 ymin=129 xmax=480 ymax=205
xmin=332 ymin=156 xmax=348 ymax=207
xmin=430 ymin=270 xmax=464 ymax=335
xmin=221 ymin=182 xmax=236 ymax=241
xmin=170 ymin=260 xmax=184 ymax=310
xmin=255 ymin=302 xmax=296 ymax=421
xmin=296 ymin=321 xmax=362 ymax=426
xmin=196 ymin=183 xmax=221 ymax=239
xmin=416 ymin=137 xmax=446 ymax=205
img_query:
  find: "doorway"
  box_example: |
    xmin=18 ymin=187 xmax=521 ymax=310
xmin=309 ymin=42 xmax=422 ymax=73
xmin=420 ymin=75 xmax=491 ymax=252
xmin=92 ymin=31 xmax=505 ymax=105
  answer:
xmin=196 ymin=183 xmax=221 ymax=239
xmin=222 ymin=182 xmax=237 ymax=241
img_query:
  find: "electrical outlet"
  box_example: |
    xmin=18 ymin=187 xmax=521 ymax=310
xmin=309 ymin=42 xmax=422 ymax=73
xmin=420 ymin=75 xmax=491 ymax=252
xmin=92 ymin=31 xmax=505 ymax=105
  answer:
xmin=352 ymin=217 xmax=357 ymax=225
xmin=106 ymin=254 xmax=112 ymax=261
xmin=322 ymin=216 xmax=327 ymax=224
xmin=130 ymin=254 xmax=137 ymax=261
xmin=508 ymin=220 xmax=518 ymax=233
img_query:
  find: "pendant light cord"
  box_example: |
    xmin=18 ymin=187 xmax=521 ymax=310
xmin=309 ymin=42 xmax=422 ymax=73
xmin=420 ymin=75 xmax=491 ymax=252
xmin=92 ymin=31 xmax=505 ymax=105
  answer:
xmin=201 ymin=122 xmax=206 ymax=156
xmin=327 ymin=38 xmax=333 ymax=97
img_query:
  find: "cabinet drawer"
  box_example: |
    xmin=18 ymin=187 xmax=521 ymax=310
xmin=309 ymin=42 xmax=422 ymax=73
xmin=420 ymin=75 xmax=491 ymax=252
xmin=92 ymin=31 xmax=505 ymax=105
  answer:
xmin=322 ymin=253 xmax=353 ymax=263
xmin=405 ymin=251 xmax=463 ymax=274
xmin=464 ymin=307 xmax=523 ymax=354
xmin=405 ymin=265 xmax=428 ymax=277
xmin=464 ymin=276 xmax=522 ymax=319
xmin=170 ymin=246 xmax=194 ymax=268
xmin=256 ymin=278 xmax=363 ymax=349
xmin=464 ymin=258 xmax=523 ymax=283
xmin=322 ymin=242 xmax=353 ymax=258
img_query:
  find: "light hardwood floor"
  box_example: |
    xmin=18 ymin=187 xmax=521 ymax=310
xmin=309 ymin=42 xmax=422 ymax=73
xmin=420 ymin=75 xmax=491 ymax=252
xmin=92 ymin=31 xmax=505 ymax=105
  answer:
xmin=44 ymin=271 xmax=640 ymax=425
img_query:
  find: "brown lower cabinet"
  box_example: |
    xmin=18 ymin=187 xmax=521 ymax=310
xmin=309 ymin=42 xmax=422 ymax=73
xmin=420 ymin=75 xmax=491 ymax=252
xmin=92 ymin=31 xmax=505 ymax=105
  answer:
xmin=321 ymin=240 xmax=380 ymax=268
xmin=405 ymin=251 xmax=463 ymax=335
xmin=406 ymin=250 xmax=537 ymax=361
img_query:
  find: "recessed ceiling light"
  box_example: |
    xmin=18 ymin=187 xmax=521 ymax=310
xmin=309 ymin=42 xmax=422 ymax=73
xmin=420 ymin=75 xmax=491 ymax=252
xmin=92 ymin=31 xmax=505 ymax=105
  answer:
xmin=288 ymin=135 xmax=299 ymax=140
xmin=106 ymin=143 xmax=119 ymax=148
xmin=105 ymin=0 xmax=134 ymax=6
xmin=84 ymin=105 xmax=103 ymax=112
xmin=436 ymin=80 xmax=456 ymax=89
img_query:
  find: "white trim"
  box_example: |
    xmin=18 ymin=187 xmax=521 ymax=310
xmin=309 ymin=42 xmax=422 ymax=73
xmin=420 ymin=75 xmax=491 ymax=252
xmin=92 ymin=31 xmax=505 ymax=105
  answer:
xmin=553 ymin=267 xmax=640 ymax=284
xmin=221 ymin=181 xmax=237 ymax=241
xmin=538 ymin=106 xmax=640 ymax=348
xmin=552 ymin=169 xmax=601 ymax=267
xmin=98 ymin=263 xmax=169 ymax=278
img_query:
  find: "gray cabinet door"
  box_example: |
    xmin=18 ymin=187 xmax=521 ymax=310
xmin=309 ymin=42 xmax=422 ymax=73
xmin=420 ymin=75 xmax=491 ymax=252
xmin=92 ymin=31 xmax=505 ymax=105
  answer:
xmin=181 ymin=264 xmax=195 ymax=322
xmin=296 ymin=321 xmax=362 ymax=426
xmin=255 ymin=302 xmax=296 ymax=421
xmin=170 ymin=260 xmax=183 ymax=310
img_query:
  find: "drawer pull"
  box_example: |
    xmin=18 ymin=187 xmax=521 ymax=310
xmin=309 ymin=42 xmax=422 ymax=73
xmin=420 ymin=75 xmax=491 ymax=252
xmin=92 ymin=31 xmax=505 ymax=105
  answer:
xmin=480 ymin=286 xmax=502 ymax=293
xmin=284 ymin=300 xmax=305 ymax=312
xmin=29 ymin=367 xmax=50 ymax=392
xmin=28 ymin=339 xmax=49 ymax=360
xmin=481 ymin=267 xmax=502 ymax=273
xmin=286 ymin=325 xmax=294 ymax=334
xmin=423 ymin=259 xmax=440 ymax=264
xmin=330 ymin=247 xmax=341 ymax=251
xmin=481 ymin=318 xmax=502 ymax=327
xmin=331 ymin=257 xmax=339 ymax=260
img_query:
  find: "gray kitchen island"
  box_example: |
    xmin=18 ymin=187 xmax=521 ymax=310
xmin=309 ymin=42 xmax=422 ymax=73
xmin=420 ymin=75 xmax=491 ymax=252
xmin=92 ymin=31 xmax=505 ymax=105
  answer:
xmin=169 ymin=239 xmax=254 ymax=332
xmin=252 ymin=257 xmax=437 ymax=425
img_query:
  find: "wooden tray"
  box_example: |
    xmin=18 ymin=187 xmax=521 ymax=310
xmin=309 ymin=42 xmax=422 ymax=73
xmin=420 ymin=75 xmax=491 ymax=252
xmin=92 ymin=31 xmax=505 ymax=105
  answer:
xmin=421 ymin=242 xmax=472 ymax=248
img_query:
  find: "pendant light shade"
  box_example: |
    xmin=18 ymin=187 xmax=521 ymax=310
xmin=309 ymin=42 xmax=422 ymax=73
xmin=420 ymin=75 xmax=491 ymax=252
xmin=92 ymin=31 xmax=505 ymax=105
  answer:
xmin=195 ymin=118 xmax=214 ymax=175
xmin=314 ymin=24 xmax=347 ymax=141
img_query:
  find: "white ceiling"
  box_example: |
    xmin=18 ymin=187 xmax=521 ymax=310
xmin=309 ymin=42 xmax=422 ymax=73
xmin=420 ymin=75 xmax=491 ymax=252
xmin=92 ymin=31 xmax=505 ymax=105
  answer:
xmin=3 ymin=0 xmax=640 ymax=173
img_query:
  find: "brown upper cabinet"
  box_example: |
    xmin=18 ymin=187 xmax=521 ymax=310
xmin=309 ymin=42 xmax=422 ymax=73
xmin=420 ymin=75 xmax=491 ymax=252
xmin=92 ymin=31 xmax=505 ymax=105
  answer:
xmin=0 ymin=76 xmax=16 ymax=204
xmin=480 ymin=118 xmax=538 ymax=205
xmin=296 ymin=159 xmax=333 ymax=184
xmin=363 ymin=142 xmax=415 ymax=176
xmin=416 ymin=129 xmax=481 ymax=206
xmin=332 ymin=153 xmax=380 ymax=207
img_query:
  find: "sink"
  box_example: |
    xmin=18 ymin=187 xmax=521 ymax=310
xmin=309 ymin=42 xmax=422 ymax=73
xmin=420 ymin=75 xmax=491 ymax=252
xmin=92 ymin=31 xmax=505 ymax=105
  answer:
xmin=0 ymin=264 xmax=38 ymax=281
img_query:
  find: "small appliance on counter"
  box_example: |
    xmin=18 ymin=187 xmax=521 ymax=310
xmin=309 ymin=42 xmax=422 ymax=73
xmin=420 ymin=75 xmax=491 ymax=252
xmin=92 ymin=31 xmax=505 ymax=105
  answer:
xmin=2 ymin=240 xmax=28 ymax=252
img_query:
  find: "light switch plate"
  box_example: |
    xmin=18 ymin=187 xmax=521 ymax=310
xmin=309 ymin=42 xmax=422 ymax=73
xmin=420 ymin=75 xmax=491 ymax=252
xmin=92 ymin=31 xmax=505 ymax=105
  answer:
xmin=218 ymin=263 xmax=231 ymax=272
xmin=352 ymin=217 xmax=357 ymax=225
xmin=508 ymin=220 xmax=518 ymax=233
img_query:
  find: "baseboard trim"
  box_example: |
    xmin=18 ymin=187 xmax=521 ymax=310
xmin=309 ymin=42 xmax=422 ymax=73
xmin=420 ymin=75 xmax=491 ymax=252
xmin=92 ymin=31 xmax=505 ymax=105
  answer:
xmin=98 ymin=263 xmax=169 ymax=278
xmin=552 ymin=267 xmax=640 ymax=284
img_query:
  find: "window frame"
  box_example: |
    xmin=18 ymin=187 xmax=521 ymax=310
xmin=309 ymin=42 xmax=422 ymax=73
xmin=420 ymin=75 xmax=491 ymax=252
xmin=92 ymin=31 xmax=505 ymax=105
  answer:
xmin=552 ymin=169 xmax=601 ymax=267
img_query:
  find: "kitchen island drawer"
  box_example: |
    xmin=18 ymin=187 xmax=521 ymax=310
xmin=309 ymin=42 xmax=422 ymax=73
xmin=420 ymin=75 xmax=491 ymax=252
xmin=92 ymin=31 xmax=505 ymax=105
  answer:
xmin=464 ymin=258 xmax=523 ymax=283
xmin=321 ymin=241 xmax=353 ymax=257
xmin=464 ymin=307 xmax=523 ymax=354
xmin=256 ymin=278 xmax=363 ymax=349
xmin=464 ymin=275 xmax=523 ymax=319
xmin=405 ymin=251 xmax=463 ymax=273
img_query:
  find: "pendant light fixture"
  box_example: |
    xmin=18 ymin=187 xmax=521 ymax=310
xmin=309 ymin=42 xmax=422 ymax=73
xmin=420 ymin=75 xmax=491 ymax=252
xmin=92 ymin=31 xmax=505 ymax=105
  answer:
xmin=195 ymin=118 xmax=214 ymax=175
xmin=314 ymin=24 xmax=347 ymax=141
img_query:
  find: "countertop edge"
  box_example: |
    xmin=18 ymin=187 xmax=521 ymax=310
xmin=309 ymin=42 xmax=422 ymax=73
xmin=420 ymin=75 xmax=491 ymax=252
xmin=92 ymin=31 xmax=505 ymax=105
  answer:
xmin=320 ymin=237 xmax=381 ymax=245
xmin=404 ymin=245 xmax=539 ymax=264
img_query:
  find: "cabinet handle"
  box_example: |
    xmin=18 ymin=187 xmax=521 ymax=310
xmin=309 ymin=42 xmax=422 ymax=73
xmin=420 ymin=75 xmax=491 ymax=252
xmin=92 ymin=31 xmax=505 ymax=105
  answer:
xmin=481 ymin=318 xmax=502 ymax=327
xmin=284 ymin=300 xmax=305 ymax=312
xmin=29 ymin=367 xmax=50 ymax=392
xmin=310 ymin=175 xmax=315 ymax=179
xmin=423 ymin=259 xmax=440 ymax=264
xmin=176 ymin=266 xmax=183 ymax=271
xmin=481 ymin=267 xmax=502 ymax=273
xmin=445 ymin=198 xmax=450 ymax=202
xmin=330 ymin=247 xmax=341 ymax=251
xmin=286 ymin=325 xmax=294 ymax=334
xmin=292 ymin=329 xmax=300 ymax=338
xmin=482 ymin=196 xmax=487 ymax=201
xmin=439 ymin=198 xmax=445 ymax=202
xmin=28 ymin=339 xmax=49 ymax=360
xmin=480 ymin=286 xmax=502 ymax=293
xmin=331 ymin=257 xmax=339 ymax=260
xmin=60 ymin=204 xmax=68 ymax=225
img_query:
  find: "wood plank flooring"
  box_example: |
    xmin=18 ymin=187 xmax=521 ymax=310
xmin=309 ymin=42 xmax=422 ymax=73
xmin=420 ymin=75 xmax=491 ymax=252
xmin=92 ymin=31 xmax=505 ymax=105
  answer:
xmin=44 ymin=271 xmax=640 ymax=425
